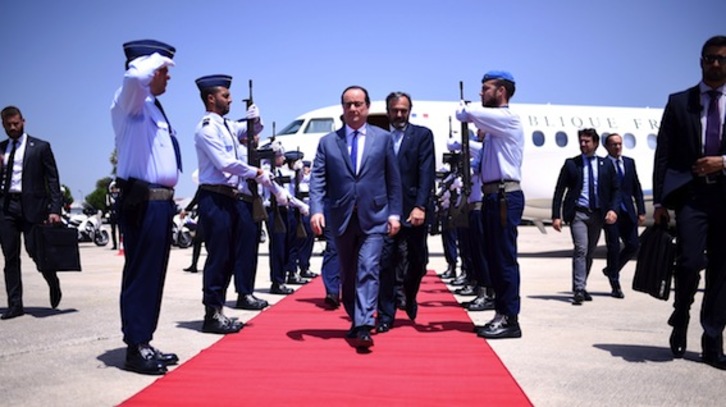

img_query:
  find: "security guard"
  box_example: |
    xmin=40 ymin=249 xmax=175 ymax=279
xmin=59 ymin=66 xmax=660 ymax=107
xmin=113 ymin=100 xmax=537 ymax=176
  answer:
xmin=193 ymin=74 xmax=275 ymax=331
xmin=111 ymin=39 xmax=181 ymax=375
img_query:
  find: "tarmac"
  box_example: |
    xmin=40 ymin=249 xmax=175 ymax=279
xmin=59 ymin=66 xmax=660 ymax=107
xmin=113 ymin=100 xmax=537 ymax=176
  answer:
xmin=0 ymin=225 xmax=722 ymax=407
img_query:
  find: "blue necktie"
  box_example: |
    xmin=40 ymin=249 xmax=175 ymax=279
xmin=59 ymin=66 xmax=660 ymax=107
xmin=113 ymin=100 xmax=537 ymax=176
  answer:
xmin=350 ymin=130 xmax=358 ymax=173
xmin=154 ymin=99 xmax=183 ymax=172
xmin=616 ymin=159 xmax=627 ymax=211
xmin=393 ymin=130 xmax=403 ymax=155
xmin=588 ymin=157 xmax=597 ymax=210
xmin=705 ymin=90 xmax=722 ymax=156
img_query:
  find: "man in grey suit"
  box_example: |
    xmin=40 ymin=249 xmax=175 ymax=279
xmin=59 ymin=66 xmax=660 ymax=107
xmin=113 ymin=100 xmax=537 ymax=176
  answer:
xmin=310 ymin=86 xmax=402 ymax=350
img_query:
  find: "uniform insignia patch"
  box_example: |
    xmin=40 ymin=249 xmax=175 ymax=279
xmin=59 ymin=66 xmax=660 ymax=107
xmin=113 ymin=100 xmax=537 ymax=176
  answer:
xmin=202 ymin=118 xmax=210 ymax=127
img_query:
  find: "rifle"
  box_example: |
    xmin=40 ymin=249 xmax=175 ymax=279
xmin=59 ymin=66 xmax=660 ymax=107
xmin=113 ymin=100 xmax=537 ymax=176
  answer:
xmin=245 ymin=80 xmax=268 ymax=222
xmin=454 ymin=81 xmax=471 ymax=228
xmin=293 ymin=147 xmax=308 ymax=239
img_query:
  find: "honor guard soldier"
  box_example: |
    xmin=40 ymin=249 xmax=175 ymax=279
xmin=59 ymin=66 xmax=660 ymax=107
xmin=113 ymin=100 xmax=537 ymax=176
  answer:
xmin=111 ymin=39 xmax=181 ymax=375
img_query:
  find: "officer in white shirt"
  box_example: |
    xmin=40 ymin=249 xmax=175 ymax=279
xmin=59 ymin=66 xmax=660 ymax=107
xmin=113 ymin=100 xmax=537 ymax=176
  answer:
xmin=111 ymin=39 xmax=181 ymax=375
xmin=456 ymin=70 xmax=525 ymax=340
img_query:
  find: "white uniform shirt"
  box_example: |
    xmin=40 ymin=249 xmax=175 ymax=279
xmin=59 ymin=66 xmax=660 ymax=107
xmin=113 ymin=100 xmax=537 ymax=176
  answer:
xmin=111 ymin=53 xmax=179 ymax=187
xmin=456 ymin=104 xmax=524 ymax=184
xmin=194 ymin=112 xmax=258 ymax=188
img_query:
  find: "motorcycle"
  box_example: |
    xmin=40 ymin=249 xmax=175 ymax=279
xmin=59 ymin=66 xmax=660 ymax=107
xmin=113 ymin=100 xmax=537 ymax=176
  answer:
xmin=64 ymin=204 xmax=109 ymax=247
xmin=171 ymin=213 xmax=194 ymax=249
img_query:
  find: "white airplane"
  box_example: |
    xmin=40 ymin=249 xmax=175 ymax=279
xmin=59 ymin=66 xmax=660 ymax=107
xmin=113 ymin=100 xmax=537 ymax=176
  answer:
xmin=271 ymin=101 xmax=663 ymax=231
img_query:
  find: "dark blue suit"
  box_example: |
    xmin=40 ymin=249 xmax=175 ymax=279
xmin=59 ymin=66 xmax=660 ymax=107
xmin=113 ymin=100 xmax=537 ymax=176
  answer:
xmin=654 ymin=84 xmax=726 ymax=352
xmin=310 ymin=125 xmax=402 ymax=329
xmin=603 ymin=156 xmax=645 ymax=281
xmin=378 ymin=124 xmax=435 ymax=325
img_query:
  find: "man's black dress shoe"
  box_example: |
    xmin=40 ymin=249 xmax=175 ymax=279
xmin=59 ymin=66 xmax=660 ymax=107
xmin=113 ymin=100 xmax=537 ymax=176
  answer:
xmin=235 ymin=294 xmax=268 ymax=310
xmin=46 ymin=274 xmax=62 ymax=309
xmin=450 ymin=275 xmax=468 ymax=286
xmin=202 ymin=307 xmax=244 ymax=334
xmin=347 ymin=328 xmax=374 ymax=349
xmin=376 ymin=321 xmax=392 ymax=333
xmin=270 ymin=284 xmax=293 ymax=295
xmin=300 ymin=269 xmax=317 ymax=278
xmin=476 ymin=315 xmax=522 ymax=339
xmin=286 ymin=274 xmax=308 ymax=285
xmin=1 ymin=307 xmax=24 ymax=320
xmin=405 ymin=300 xmax=418 ymax=321
xmin=582 ymin=290 xmax=593 ymax=301
xmin=609 ymin=280 xmax=624 ymax=299
xmin=150 ymin=346 xmax=179 ymax=366
xmin=702 ymin=353 xmax=726 ymax=370
xmin=455 ymin=285 xmax=477 ymax=296
xmin=572 ymin=291 xmax=584 ymax=306
xmin=467 ymin=296 xmax=496 ymax=311
xmin=669 ymin=325 xmax=687 ymax=358
xmin=324 ymin=293 xmax=340 ymax=308
xmin=125 ymin=345 xmax=167 ymax=375
xmin=439 ymin=264 xmax=456 ymax=279
xmin=183 ymin=266 xmax=198 ymax=273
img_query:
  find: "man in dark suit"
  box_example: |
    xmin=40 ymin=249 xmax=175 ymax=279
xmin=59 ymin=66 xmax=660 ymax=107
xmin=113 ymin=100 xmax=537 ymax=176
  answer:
xmin=552 ymin=128 xmax=619 ymax=305
xmin=376 ymin=92 xmax=435 ymax=333
xmin=653 ymin=35 xmax=726 ymax=369
xmin=603 ymin=133 xmax=645 ymax=299
xmin=0 ymin=106 xmax=63 ymax=320
xmin=310 ymin=86 xmax=402 ymax=350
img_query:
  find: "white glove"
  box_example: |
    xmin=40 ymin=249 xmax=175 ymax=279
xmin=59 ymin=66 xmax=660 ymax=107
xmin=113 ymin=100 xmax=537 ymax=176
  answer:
xmin=290 ymin=197 xmax=310 ymax=216
xmin=293 ymin=160 xmax=303 ymax=171
xmin=246 ymin=104 xmax=260 ymax=120
xmin=447 ymin=138 xmax=462 ymax=152
xmin=451 ymin=178 xmax=463 ymax=190
xmin=274 ymin=189 xmax=289 ymax=206
xmin=256 ymin=170 xmax=272 ymax=187
xmin=455 ymin=100 xmax=469 ymax=122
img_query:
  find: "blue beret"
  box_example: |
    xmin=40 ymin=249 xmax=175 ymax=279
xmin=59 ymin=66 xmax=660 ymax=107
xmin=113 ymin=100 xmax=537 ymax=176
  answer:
xmin=482 ymin=70 xmax=515 ymax=84
xmin=303 ymin=160 xmax=311 ymax=167
xmin=195 ymin=74 xmax=233 ymax=91
xmin=284 ymin=150 xmax=304 ymax=161
xmin=123 ymin=39 xmax=175 ymax=62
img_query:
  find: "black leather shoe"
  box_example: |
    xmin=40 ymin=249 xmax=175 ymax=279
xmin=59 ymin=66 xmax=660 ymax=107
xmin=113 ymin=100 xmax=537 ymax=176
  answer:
xmin=610 ymin=280 xmax=624 ymax=299
xmin=355 ymin=330 xmax=374 ymax=349
xmin=270 ymin=284 xmax=293 ymax=295
xmin=1 ymin=307 xmax=24 ymax=320
xmin=582 ymin=290 xmax=593 ymax=301
xmin=450 ymin=275 xmax=468 ymax=286
xmin=235 ymin=294 xmax=268 ymax=310
xmin=476 ymin=315 xmax=522 ymax=339
xmin=439 ymin=264 xmax=456 ymax=279
xmin=202 ymin=307 xmax=244 ymax=334
xmin=286 ymin=274 xmax=309 ymax=285
xmin=324 ymin=293 xmax=340 ymax=308
xmin=405 ymin=300 xmax=418 ymax=321
xmin=376 ymin=321 xmax=392 ymax=333
xmin=183 ymin=266 xmax=198 ymax=273
xmin=47 ymin=274 xmax=62 ymax=309
xmin=468 ymin=296 xmax=496 ymax=311
xmin=572 ymin=291 xmax=584 ymax=306
xmin=150 ymin=346 xmax=179 ymax=366
xmin=455 ymin=285 xmax=477 ymax=296
xmin=702 ymin=353 xmax=726 ymax=370
xmin=670 ymin=325 xmax=687 ymax=358
xmin=125 ymin=345 xmax=167 ymax=375
xmin=299 ymin=269 xmax=317 ymax=279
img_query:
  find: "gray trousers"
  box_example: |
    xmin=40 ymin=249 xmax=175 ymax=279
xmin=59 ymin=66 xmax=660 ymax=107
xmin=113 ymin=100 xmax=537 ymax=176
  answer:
xmin=569 ymin=210 xmax=603 ymax=292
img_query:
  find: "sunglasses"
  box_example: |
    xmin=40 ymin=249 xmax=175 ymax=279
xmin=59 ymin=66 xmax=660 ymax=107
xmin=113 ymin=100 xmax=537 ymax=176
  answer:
xmin=702 ymin=54 xmax=726 ymax=65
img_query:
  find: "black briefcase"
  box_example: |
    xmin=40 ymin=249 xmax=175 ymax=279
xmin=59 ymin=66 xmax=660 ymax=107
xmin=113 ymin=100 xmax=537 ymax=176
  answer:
xmin=33 ymin=224 xmax=82 ymax=272
xmin=632 ymin=224 xmax=675 ymax=300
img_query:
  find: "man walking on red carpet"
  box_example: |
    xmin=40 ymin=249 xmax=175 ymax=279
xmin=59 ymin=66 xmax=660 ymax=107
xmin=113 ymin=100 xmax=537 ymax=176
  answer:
xmin=309 ymin=86 xmax=402 ymax=350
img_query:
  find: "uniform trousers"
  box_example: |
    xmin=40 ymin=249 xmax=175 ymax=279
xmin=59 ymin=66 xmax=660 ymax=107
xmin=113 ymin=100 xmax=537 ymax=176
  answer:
xmin=233 ymin=198 xmax=261 ymax=296
xmin=321 ymin=209 xmax=340 ymax=296
xmin=441 ymin=227 xmax=458 ymax=266
xmin=468 ymin=208 xmax=491 ymax=287
xmin=482 ymin=190 xmax=523 ymax=317
xmin=118 ymin=198 xmax=174 ymax=346
xmin=267 ymin=206 xmax=291 ymax=285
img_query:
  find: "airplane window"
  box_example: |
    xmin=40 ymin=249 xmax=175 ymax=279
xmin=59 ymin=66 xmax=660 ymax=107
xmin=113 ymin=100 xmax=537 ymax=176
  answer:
xmin=623 ymin=133 xmax=636 ymax=149
xmin=304 ymin=118 xmax=335 ymax=134
xmin=532 ymin=131 xmax=545 ymax=147
xmin=278 ymin=119 xmax=304 ymax=136
xmin=555 ymin=131 xmax=568 ymax=147
xmin=647 ymin=133 xmax=657 ymax=149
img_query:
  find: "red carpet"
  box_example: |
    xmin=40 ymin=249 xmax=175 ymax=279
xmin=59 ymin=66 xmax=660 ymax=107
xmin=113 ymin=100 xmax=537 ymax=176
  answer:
xmin=121 ymin=271 xmax=531 ymax=406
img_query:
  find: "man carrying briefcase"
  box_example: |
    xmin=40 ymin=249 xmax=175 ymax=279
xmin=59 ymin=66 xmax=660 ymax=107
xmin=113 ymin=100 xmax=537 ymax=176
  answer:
xmin=0 ymin=106 xmax=64 ymax=320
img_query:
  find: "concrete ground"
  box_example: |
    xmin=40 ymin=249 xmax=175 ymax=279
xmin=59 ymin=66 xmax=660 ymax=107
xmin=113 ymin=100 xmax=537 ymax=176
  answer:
xmin=0 ymin=226 xmax=721 ymax=407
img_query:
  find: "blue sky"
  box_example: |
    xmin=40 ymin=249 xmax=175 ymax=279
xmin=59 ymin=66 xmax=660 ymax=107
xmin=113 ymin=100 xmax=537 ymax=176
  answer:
xmin=1 ymin=0 xmax=724 ymax=199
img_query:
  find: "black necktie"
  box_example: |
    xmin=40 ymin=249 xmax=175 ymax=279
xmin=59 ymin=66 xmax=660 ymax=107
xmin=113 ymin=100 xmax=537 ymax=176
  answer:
xmin=154 ymin=99 xmax=183 ymax=172
xmin=705 ymin=90 xmax=722 ymax=156
xmin=587 ymin=157 xmax=597 ymax=210
xmin=3 ymin=140 xmax=18 ymax=212
xmin=350 ymin=130 xmax=359 ymax=173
